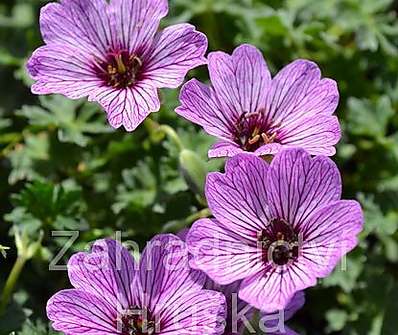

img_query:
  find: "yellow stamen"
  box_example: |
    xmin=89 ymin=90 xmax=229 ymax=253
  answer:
xmin=248 ymin=134 xmax=261 ymax=145
xmin=252 ymin=126 xmax=260 ymax=137
xmin=262 ymin=132 xmax=277 ymax=144
xmin=131 ymin=55 xmax=143 ymax=67
xmin=107 ymin=65 xmax=117 ymax=75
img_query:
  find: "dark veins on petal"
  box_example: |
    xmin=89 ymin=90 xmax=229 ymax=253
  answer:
xmin=233 ymin=110 xmax=280 ymax=152
xmin=94 ymin=49 xmax=142 ymax=89
xmin=257 ymin=218 xmax=301 ymax=266
xmin=117 ymin=307 xmax=158 ymax=335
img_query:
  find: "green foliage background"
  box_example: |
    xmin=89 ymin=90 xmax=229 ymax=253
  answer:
xmin=0 ymin=0 xmax=398 ymax=333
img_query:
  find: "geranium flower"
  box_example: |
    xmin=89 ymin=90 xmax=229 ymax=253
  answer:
xmin=176 ymin=44 xmax=340 ymax=157
xmin=27 ymin=0 xmax=207 ymax=131
xmin=179 ymin=228 xmax=304 ymax=335
xmin=207 ymin=280 xmax=304 ymax=335
xmin=47 ymin=235 xmax=226 ymax=334
xmin=261 ymin=291 xmax=305 ymax=335
xmin=186 ymin=148 xmax=363 ymax=312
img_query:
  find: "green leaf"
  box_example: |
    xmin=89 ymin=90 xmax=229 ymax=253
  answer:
xmin=14 ymin=319 xmax=60 ymax=335
xmin=326 ymin=309 xmax=348 ymax=332
xmin=5 ymin=180 xmax=86 ymax=230
xmin=322 ymin=253 xmax=365 ymax=293
xmin=7 ymin=133 xmax=50 ymax=184
xmin=112 ymin=162 xmax=157 ymax=213
xmin=347 ymin=96 xmax=394 ymax=138
xmin=17 ymin=95 xmax=111 ymax=147
xmin=381 ymin=284 xmax=398 ymax=335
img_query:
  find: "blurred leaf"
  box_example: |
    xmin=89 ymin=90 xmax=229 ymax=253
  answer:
xmin=17 ymin=95 xmax=111 ymax=147
xmin=14 ymin=319 xmax=60 ymax=335
xmin=322 ymin=253 xmax=365 ymax=293
xmin=0 ymin=4 xmax=34 ymax=29
xmin=359 ymin=193 xmax=398 ymax=236
xmin=7 ymin=133 xmax=49 ymax=184
xmin=5 ymin=180 xmax=86 ymax=231
xmin=112 ymin=162 xmax=158 ymax=214
xmin=381 ymin=285 xmax=398 ymax=335
xmin=326 ymin=309 xmax=348 ymax=332
xmin=347 ymin=96 xmax=394 ymax=138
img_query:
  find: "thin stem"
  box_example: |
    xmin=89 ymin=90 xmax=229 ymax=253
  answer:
xmin=202 ymin=0 xmax=220 ymax=50
xmin=0 ymin=256 xmax=27 ymax=314
xmin=158 ymin=125 xmax=185 ymax=152
xmin=185 ymin=208 xmax=212 ymax=224
xmin=144 ymin=119 xmax=185 ymax=153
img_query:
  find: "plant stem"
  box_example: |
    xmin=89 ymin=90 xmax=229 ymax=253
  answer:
xmin=203 ymin=0 xmax=220 ymax=50
xmin=144 ymin=119 xmax=185 ymax=153
xmin=186 ymin=208 xmax=212 ymax=224
xmin=158 ymin=125 xmax=185 ymax=152
xmin=0 ymin=256 xmax=27 ymax=314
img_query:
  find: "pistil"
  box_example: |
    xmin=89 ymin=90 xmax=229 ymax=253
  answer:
xmin=234 ymin=111 xmax=279 ymax=151
xmin=94 ymin=50 xmax=142 ymax=89
xmin=257 ymin=218 xmax=300 ymax=266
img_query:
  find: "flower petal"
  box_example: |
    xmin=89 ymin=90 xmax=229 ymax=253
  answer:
xmin=267 ymin=148 xmax=342 ymax=228
xmin=254 ymin=143 xmax=283 ymax=156
xmin=205 ymin=280 xmax=254 ymax=335
xmin=134 ymin=234 xmax=205 ymax=314
xmin=47 ymin=289 xmax=117 ymax=334
xmin=27 ymin=45 xmax=101 ymax=98
xmin=283 ymin=291 xmax=305 ymax=320
xmin=94 ymin=82 xmax=160 ymax=131
xmin=301 ymin=200 xmax=363 ymax=277
xmin=186 ymin=218 xmax=262 ymax=285
xmin=261 ymin=291 xmax=305 ymax=334
xmin=176 ymin=79 xmax=236 ymax=140
xmin=206 ymin=153 xmax=271 ymax=238
xmin=40 ymin=0 xmax=113 ymax=55
xmin=160 ymin=289 xmax=226 ymax=335
xmin=262 ymin=291 xmax=305 ymax=335
xmin=68 ymin=239 xmax=137 ymax=309
xmin=279 ymin=115 xmax=341 ymax=156
xmin=208 ymin=44 xmax=271 ymax=117
xmin=265 ymin=59 xmax=339 ymax=125
xmin=208 ymin=140 xmax=244 ymax=158
xmin=109 ymin=0 xmax=168 ymax=53
xmin=239 ymin=262 xmax=315 ymax=312
xmin=143 ymin=24 xmax=207 ymax=88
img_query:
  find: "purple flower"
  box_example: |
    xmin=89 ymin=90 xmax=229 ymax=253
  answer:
xmin=179 ymin=229 xmax=304 ymax=335
xmin=206 ymin=281 xmax=304 ymax=335
xmin=178 ymin=229 xmax=253 ymax=335
xmin=27 ymin=0 xmax=207 ymax=131
xmin=186 ymin=148 xmax=363 ymax=312
xmin=176 ymin=44 xmax=340 ymax=157
xmin=261 ymin=291 xmax=305 ymax=335
xmin=205 ymin=280 xmax=253 ymax=335
xmin=47 ymin=234 xmax=226 ymax=334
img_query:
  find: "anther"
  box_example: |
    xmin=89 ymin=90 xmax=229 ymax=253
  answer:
xmin=248 ymin=134 xmax=261 ymax=145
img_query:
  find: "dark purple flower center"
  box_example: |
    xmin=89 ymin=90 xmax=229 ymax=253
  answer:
xmin=233 ymin=111 xmax=279 ymax=152
xmin=118 ymin=308 xmax=157 ymax=335
xmin=94 ymin=50 xmax=142 ymax=89
xmin=257 ymin=218 xmax=300 ymax=266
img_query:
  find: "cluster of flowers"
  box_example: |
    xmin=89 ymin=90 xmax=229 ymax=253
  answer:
xmin=27 ymin=0 xmax=364 ymax=334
